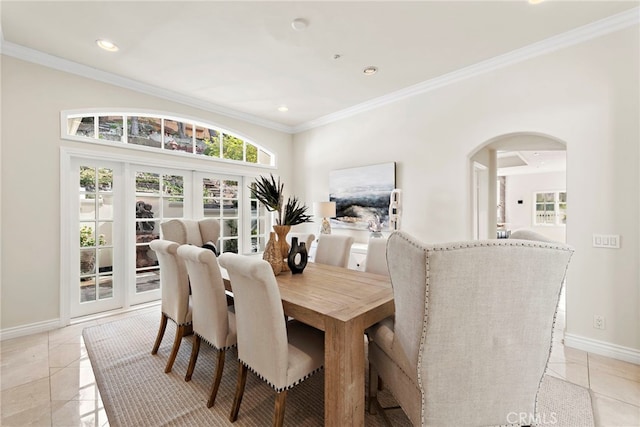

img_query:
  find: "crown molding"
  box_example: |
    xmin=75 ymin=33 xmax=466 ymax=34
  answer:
xmin=292 ymin=6 xmax=640 ymax=133
xmin=0 ymin=40 xmax=295 ymax=134
xmin=1 ymin=7 xmax=637 ymax=135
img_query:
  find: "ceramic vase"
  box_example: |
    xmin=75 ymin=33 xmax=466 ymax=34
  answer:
xmin=262 ymin=231 xmax=283 ymax=275
xmin=272 ymin=225 xmax=291 ymax=272
xmin=287 ymin=237 xmax=308 ymax=274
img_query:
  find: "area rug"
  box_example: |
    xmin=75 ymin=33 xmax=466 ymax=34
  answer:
xmin=84 ymin=311 xmax=594 ymax=426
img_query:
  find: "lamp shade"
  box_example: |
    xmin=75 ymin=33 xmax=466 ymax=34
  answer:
xmin=313 ymin=201 xmax=336 ymax=218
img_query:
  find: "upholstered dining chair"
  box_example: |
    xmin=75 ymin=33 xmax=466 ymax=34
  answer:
xmin=177 ymin=245 xmax=237 ymax=408
xmin=510 ymin=228 xmax=557 ymax=243
xmin=367 ymin=231 xmax=574 ymax=426
xmin=218 ymin=253 xmax=324 ymax=427
xmin=314 ymin=234 xmax=354 ymax=268
xmin=364 ymin=237 xmax=389 ymax=276
xmin=148 ymin=239 xmax=191 ymax=374
xmin=161 ymin=218 xmax=221 ymax=247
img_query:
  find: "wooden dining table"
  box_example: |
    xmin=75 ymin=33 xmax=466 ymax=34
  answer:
xmin=223 ymin=260 xmax=394 ymax=426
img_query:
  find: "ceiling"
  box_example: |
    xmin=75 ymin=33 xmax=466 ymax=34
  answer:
xmin=498 ymin=150 xmax=566 ymax=176
xmin=1 ymin=1 xmax=637 ymax=132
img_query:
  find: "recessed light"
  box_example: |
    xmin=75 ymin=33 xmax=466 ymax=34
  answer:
xmin=278 ymin=105 xmax=289 ymax=112
xmin=528 ymin=0 xmax=544 ymax=4
xmin=96 ymin=39 xmax=119 ymax=52
xmin=291 ymin=18 xmax=308 ymax=31
xmin=363 ymin=66 xmax=378 ymax=75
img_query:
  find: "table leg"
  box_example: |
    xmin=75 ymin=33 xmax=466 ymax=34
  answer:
xmin=324 ymin=317 xmax=366 ymax=426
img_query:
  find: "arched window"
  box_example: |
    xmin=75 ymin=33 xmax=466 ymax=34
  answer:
xmin=62 ymin=110 xmax=274 ymax=166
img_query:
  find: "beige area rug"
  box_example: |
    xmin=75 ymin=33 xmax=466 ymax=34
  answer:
xmin=84 ymin=311 xmax=594 ymax=426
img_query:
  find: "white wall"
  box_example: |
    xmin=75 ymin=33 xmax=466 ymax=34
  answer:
xmin=505 ymin=171 xmax=566 ymax=243
xmin=292 ymin=27 xmax=639 ymax=354
xmin=0 ymin=56 xmax=293 ymax=330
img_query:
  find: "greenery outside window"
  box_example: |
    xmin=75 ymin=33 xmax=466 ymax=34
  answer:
xmin=534 ymin=191 xmax=566 ymax=225
xmin=63 ymin=110 xmax=274 ymax=166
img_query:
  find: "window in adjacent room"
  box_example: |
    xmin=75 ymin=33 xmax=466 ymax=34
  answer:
xmin=534 ymin=191 xmax=566 ymax=225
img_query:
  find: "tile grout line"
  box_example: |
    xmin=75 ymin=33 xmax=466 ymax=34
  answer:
xmin=587 ymin=352 xmax=591 ymax=389
xmin=48 ymin=330 xmax=54 ymax=427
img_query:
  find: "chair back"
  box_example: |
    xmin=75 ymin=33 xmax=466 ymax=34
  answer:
xmin=287 ymin=232 xmax=315 ymax=250
xmin=314 ymin=234 xmax=354 ymax=268
xmin=387 ymin=231 xmax=573 ymax=426
xmin=161 ymin=218 xmax=220 ymax=247
xmin=177 ymin=245 xmax=231 ymax=349
xmin=199 ymin=218 xmax=221 ymax=246
xmin=218 ymin=253 xmax=290 ymax=390
xmin=364 ymin=238 xmax=389 ymax=276
xmin=510 ymin=228 xmax=556 ymax=243
xmin=149 ymin=239 xmax=190 ymax=324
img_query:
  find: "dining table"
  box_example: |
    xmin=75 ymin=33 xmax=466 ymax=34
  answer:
xmin=222 ymin=260 xmax=394 ymax=426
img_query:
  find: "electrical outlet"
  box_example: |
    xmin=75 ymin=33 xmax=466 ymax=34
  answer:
xmin=593 ymin=315 xmax=605 ymax=330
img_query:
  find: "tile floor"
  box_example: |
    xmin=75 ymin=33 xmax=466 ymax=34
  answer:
xmin=1 ymin=304 xmax=639 ymax=426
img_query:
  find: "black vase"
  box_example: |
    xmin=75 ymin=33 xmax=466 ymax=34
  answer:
xmin=287 ymin=237 xmax=308 ymax=274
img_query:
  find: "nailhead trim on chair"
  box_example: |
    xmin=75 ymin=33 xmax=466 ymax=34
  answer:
xmin=196 ymin=332 xmax=237 ymax=351
xmin=386 ymin=232 xmax=574 ymax=426
xmin=533 ymin=250 xmax=574 ymax=423
xmin=163 ymin=312 xmax=192 ymax=327
xmin=239 ymin=359 xmax=324 ymax=393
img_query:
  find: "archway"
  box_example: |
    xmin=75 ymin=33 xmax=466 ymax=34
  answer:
xmin=469 ymin=132 xmax=567 ymax=241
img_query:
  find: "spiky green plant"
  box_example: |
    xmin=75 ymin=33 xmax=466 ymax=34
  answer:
xmin=249 ymin=174 xmax=312 ymax=226
xmin=250 ymin=174 xmax=285 ymax=224
xmin=283 ymin=196 xmax=313 ymax=226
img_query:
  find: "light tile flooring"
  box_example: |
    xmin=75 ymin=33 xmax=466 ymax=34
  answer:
xmin=1 ymin=304 xmax=639 ymax=426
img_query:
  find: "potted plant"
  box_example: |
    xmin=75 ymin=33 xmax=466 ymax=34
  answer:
xmin=250 ymin=174 xmax=312 ymax=272
xmin=250 ymin=174 xmax=313 ymax=226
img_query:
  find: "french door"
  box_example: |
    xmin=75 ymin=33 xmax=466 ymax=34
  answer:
xmin=128 ymin=165 xmax=191 ymax=305
xmin=71 ymin=159 xmax=124 ymax=317
xmin=66 ymin=154 xmax=265 ymax=319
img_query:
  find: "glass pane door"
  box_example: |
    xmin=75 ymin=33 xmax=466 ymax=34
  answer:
xmin=71 ymin=161 xmax=123 ymax=317
xmin=200 ymin=174 xmax=241 ymax=253
xmin=130 ymin=167 xmax=189 ymax=305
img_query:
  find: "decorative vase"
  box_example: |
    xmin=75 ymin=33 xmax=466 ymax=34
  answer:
xmin=287 ymin=237 xmax=308 ymax=274
xmin=273 ymin=225 xmax=291 ymax=272
xmin=262 ymin=232 xmax=283 ymax=275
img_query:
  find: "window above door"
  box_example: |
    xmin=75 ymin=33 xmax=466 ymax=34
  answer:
xmin=61 ymin=109 xmax=275 ymax=167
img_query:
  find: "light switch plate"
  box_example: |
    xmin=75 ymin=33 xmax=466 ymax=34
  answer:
xmin=593 ymin=234 xmax=621 ymax=249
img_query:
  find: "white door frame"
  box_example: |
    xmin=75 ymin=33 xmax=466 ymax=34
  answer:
xmin=64 ymin=157 xmax=126 ymax=319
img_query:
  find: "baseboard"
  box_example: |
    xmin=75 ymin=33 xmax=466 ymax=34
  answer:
xmin=1 ymin=303 xmax=161 ymax=341
xmin=0 ymin=318 xmax=62 ymax=341
xmin=564 ymin=333 xmax=640 ymax=365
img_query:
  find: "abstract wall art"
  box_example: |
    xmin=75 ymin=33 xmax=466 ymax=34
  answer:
xmin=329 ymin=162 xmax=396 ymax=230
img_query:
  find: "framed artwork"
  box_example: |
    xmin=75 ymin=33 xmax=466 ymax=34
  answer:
xmin=329 ymin=162 xmax=396 ymax=230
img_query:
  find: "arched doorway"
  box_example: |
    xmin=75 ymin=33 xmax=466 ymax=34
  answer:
xmin=469 ymin=132 xmax=567 ymax=241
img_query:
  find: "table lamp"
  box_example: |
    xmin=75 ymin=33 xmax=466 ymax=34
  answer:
xmin=314 ymin=201 xmax=336 ymax=234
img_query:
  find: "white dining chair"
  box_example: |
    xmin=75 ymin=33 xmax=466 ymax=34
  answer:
xmin=218 ymin=253 xmax=324 ymax=427
xmin=368 ymin=231 xmax=574 ymax=425
xmin=364 ymin=237 xmax=389 ymax=276
xmin=177 ymin=245 xmax=237 ymax=408
xmin=160 ymin=218 xmax=220 ymax=247
xmin=148 ymin=239 xmax=191 ymax=374
xmin=314 ymin=234 xmax=354 ymax=268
